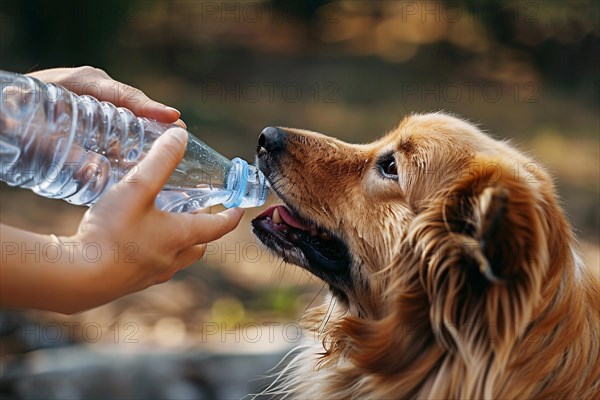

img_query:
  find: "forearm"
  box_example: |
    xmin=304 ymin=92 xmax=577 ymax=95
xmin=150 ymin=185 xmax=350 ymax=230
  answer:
xmin=0 ymin=224 xmax=109 ymax=314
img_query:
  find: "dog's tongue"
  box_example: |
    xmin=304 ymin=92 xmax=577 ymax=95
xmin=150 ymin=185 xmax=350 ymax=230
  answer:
xmin=257 ymin=205 xmax=309 ymax=230
xmin=278 ymin=206 xmax=310 ymax=230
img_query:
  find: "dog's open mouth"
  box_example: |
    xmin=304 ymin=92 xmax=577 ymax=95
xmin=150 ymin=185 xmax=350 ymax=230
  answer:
xmin=252 ymin=204 xmax=352 ymax=287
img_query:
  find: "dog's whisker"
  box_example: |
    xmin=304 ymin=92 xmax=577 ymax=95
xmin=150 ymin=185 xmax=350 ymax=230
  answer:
xmin=304 ymin=283 xmax=327 ymax=314
xmin=318 ymin=297 xmax=337 ymax=337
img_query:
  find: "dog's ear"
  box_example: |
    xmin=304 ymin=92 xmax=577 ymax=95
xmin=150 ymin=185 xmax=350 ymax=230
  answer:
xmin=448 ymin=179 xmax=527 ymax=284
xmin=409 ymin=159 xmax=558 ymax=352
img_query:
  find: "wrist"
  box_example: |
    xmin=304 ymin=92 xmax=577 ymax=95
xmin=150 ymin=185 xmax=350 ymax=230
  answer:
xmin=52 ymin=233 xmax=124 ymax=311
xmin=0 ymin=226 xmax=108 ymax=314
xmin=62 ymin=233 xmax=145 ymax=303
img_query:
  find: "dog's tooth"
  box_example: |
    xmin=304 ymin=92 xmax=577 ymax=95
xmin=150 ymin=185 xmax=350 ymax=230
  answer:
xmin=272 ymin=207 xmax=282 ymax=224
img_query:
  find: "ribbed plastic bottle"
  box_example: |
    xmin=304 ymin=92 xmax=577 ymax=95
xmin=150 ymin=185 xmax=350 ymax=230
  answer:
xmin=0 ymin=70 xmax=268 ymax=212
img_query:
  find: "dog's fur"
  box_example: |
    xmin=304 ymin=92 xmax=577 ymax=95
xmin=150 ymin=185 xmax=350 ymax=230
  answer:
xmin=254 ymin=113 xmax=600 ymax=399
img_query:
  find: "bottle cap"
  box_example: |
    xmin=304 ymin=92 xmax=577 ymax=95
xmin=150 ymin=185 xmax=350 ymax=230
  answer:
xmin=223 ymin=157 xmax=248 ymax=208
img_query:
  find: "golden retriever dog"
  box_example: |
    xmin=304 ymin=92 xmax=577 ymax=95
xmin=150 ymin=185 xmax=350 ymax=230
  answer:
xmin=251 ymin=112 xmax=600 ymax=399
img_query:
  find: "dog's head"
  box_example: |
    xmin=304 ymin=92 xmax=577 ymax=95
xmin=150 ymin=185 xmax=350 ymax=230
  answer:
xmin=252 ymin=113 xmax=570 ymax=356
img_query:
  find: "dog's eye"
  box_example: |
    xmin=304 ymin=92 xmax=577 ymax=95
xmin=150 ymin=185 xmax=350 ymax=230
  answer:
xmin=385 ymin=160 xmax=398 ymax=176
xmin=378 ymin=156 xmax=399 ymax=179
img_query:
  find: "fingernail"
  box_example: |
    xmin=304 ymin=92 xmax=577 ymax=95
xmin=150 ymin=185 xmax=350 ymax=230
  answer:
xmin=164 ymin=105 xmax=181 ymax=117
xmin=176 ymin=119 xmax=187 ymax=129
xmin=170 ymin=128 xmax=188 ymax=145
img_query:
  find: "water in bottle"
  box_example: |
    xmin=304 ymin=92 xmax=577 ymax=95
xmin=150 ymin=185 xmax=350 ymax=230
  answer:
xmin=0 ymin=70 xmax=269 ymax=212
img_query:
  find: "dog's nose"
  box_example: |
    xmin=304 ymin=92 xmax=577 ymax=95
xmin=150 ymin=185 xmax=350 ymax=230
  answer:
xmin=258 ymin=127 xmax=286 ymax=153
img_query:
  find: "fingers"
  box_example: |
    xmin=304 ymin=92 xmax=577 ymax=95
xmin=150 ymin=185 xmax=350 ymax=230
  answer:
xmin=72 ymin=67 xmax=181 ymax=123
xmin=94 ymin=79 xmax=181 ymax=124
xmin=180 ymin=207 xmax=244 ymax=246
xmin=29 ymin=66 xmax=182 ymax=124
xmin=125 ymin=128 xmax=188 ymax=203
xmin=172 ymin=208 xmax=244 ymax=270
xmin=174 ymin=119 xmax=187 ymax=129
xmin=165 ymin=207 xmax=243 ymax=275
xmin=88 ymin=78 xmax=184 ymax=126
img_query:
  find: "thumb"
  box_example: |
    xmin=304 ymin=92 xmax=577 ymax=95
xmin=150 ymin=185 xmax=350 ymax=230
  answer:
xmin=179 ymin=207 xmax=245 ymax=246
xmin=126 ymin=128 xmax=188 ymax=203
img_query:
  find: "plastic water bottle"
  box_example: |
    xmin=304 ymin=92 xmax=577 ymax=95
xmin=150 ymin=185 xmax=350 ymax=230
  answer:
xmin=0 ymin=70 xmax=268 ymax=212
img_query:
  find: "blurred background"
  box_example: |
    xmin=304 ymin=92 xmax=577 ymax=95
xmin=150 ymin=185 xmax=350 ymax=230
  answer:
xmin=1 ymin=0 xmax=598 ymax=398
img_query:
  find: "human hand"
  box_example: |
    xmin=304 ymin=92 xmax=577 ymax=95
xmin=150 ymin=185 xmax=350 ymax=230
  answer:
xmin=27 ymin=66 xmax=186 ymax=128
xmin=61 ymin=127 xmax=243 ymax=310
xmin=0 ymin=128 xmax=243 ymax=314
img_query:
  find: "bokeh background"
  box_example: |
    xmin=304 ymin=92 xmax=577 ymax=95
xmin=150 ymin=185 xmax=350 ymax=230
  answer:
xmin=1 ymin=0 xmax=598 ymax=398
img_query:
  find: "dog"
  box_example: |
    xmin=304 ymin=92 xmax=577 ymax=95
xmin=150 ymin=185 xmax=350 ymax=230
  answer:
xmin=251 ymin=112 xmax=600 ymax=399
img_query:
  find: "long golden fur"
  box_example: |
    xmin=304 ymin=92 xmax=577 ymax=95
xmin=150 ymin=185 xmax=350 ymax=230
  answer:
xmin=253 ymin=113 xmax=600 ymax=399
